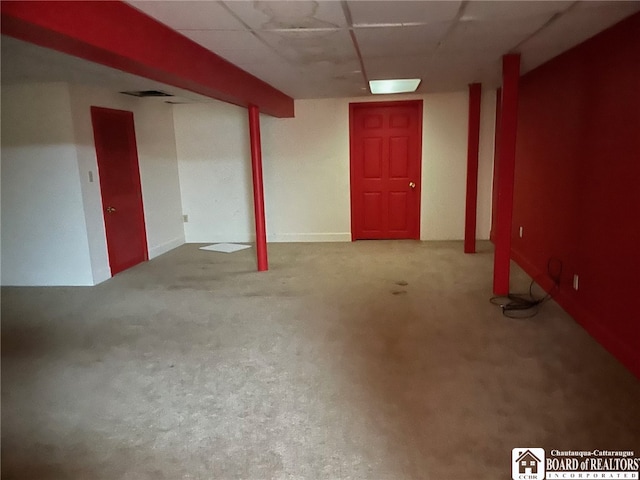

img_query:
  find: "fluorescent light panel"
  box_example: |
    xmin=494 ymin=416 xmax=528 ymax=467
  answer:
xmin=369 ymin=78 xmax=421 ymax=94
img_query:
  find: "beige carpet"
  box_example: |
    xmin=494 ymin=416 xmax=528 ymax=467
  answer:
xmin=2 ymin=241 xmax=639 ymax=480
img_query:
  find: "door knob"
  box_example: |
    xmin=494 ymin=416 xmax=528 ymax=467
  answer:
xmin=106 ymin=206 xmax=116 ymax=213
xmin=409 ymin=182 xmax=416 ymax=189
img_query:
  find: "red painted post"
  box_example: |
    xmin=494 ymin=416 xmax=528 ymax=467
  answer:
xmin=464 ymin=83 xmax=482 ymax=254
xmin=489 ymin=87 xmax=502 ymax=244
xmin=493 ymin=55 xmax=520 ymax=295
xmin=248 ymin=105 xmax=268 ymax=271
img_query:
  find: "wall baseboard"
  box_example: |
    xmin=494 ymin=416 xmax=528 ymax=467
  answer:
xmin=148 ymin=236 xmax=185 ymax=259
xmin=186 ymin=236 xmax=254 ymax=244
xmin=88 ymin=237 xmax=184 ymax=286
xmin=185 ymin=234 xmax=490 ymax=243
xmin=92 ymin=267 xmax=112 ymax=285
xmin=268 ymin=233 xmax=352 ymax=242
xmin=186 ymin=233 xmax=352 ymax=243
xmin=553 ymin=287 xmax=640 ymax=379
xmin=512 ymin=250 xmax=639 ymax=379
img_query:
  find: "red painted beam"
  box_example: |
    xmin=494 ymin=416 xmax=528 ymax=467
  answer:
xmin=493 ymin=55 xmax=520 ymax=295
xmin=0 ymin=1 xmax=294 ymax=118
xmin=464 ymin=83 xmax=482 ymax=254
xmin=248 ymin=105 xmax=268 ymax=271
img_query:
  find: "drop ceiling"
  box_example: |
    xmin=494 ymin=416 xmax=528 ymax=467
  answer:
xmin=2 ymin=1 xmax=639 ymax=100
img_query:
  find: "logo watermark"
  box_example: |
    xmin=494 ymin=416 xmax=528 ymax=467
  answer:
xmin=512 ymin=449 xmax=639 ymax=480
xmin=513 ymin=448 xmax=546 ymax=480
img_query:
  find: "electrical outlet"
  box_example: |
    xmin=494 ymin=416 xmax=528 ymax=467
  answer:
xmin=519 ymin=226 xmax=523 ymax=238
xmin=183 ymin=214 xmax=189 ymax=223
xmin=573 ymin=274 xmax=579 ymax=291
xmin=88 ymin=171 xmax=94 ymax=183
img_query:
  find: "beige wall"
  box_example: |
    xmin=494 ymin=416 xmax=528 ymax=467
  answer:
xmin=1 ymin=83 xmax=94 ymax=285
xmin=1 ymin=82 xmax=495 ymax=285
xmin=174 ymin=90 xmax=496 ymax=243
xmin=70 ymin=85 xmax=185 ymax=283
xmin=1 ymin=82 xmax=185 ymax=286
xmin=173 ymin=101 xmax=255 ymax=243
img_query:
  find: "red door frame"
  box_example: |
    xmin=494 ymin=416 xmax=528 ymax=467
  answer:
xmin=91 ymin=106 xmax=148 ymax=275
xmin=349 ymin=100 xmax=423 ymax=240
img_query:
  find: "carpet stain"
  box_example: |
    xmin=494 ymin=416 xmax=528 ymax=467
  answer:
xmin=3 ymin=241 xmax=640 ymax=480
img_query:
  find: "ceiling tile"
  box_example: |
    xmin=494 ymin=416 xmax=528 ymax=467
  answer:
xmin=354 ymin=22 xmax=450 ymax=58
xmin=424 ymin=52 xmax=502 ymax=91
xmin=223 ymin=0 xmax=347 ymax=30
xmin=575 ymin=0 xmax=640 ymax=10
xmin=247 ymin=59 xmax=365 ymax=98
xmin=439 ymin=13 xmax=555 ymax=53
xmin=348 ymin=1 xmax=461 ymax=26
xmin=8 ymin=1 xmax=640 ymax=100
xmin=520 ymin=2 xmax=640 ymax=73
xmin=179 ymin=29 xmax=259 ymax=51
xmin=129 ymin=1 xmax=244 ymax=30
xmin=461 ymin=1 xmax=572 ymax=22
xmin=364 ymin=55 xmax=432 ymax=80
xmin=256 ymin=29 xmax=356 ymax=66
xmin=181 ymin=30 xmax=285 ymax=69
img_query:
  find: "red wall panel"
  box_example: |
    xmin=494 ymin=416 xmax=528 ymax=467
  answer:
xmin=512 ymin=12 xmax=640 ymax=377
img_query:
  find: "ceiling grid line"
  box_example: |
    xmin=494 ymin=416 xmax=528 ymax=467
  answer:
xmin=435 ymin=0 xmax=469 ymax=51
xmin=341 ymin=0 xmax=370 ymax=93
xmin=217 ymin=0 xmax=295 ymax=67
xmin=4 ymin=1 xmax=639 ymax=99
xmin=508 ymin=1 xmax=581 ymax=54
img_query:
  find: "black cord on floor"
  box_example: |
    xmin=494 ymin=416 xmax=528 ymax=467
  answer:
xmin=490 ymin=258 xmax=562 ymax=319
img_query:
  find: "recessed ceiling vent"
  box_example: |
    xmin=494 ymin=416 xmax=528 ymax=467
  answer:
xmin=120 ymin=90 xmax=173 ymax=98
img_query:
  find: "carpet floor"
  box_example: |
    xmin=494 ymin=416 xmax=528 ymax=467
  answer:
xmin=2 ymin=241 xmax=639 ymax=480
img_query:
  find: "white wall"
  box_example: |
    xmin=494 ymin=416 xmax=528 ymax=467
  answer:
xmin=69 ymin=85 xmax=185 ymax=284
xmin=262 ymin=98 xmax=351 ymax=242
xmin=174 ymin=90 xmax=496 ymax=243
xmin=1 ymin=83 xmax=94 ymax=286
xmin=478 ymin=89 xmax=497 ymax=240
xmin=421 ymin=90 xmax=496 ymax=240
xmin=1 ymin=83 xmax=493 ymax=286
xmin=1 ymin=82 xmax=185 ymax=286
xmin=421 ymin=93 xmax=469 ymax=240
xmin=173 ymin=101 xmax=255 ymax=243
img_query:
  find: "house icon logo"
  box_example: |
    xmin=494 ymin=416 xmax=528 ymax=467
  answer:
xmin=512 ymin=448 xmax=545 ymax=480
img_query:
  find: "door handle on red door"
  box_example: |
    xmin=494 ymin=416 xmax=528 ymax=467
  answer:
xmin=106 ymin=206 xmax=116 ymax=213
xmin=409 ymin=182 xmax=416 ymax=189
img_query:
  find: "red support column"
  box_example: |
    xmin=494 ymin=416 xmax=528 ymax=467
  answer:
xmin=248 ymin=105 xmax=268 ymax=271
xmin=489 ymin=87 xmax=502 ymax=244
xmin=493 ymin=54 xmax=520 ymax=295
xmin=464 ymin=83 xmax=482 ymax=253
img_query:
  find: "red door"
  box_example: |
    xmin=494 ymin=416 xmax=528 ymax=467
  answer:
xmin=350 ymin=100 xmax=423 ymax=240
xmin=91 ymin=107 xmax=148 ymax=275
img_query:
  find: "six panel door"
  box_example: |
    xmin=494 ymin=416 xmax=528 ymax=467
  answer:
xmin=350 ymin=101 xmax=423 ymax=240
xmin=91 ymin=107 xmax=148 ymax=275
